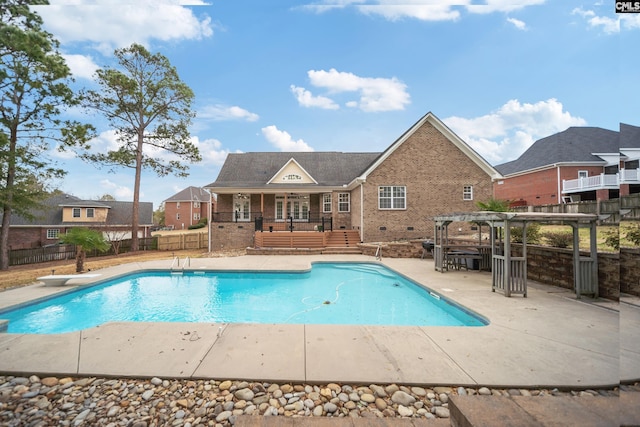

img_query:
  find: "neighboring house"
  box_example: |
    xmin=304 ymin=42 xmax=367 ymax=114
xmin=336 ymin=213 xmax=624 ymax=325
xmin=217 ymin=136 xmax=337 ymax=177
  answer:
xmin=493 ymin=126 xmax=630 ymax=206
xmin=163 ymin=186 xmax=214 ymax=230
xmin=1 ymin=193 xmax=154 ymax=250
xmin=205 ymin=112 xmax=501 ymax=250
xmin=620 ymin=123 xmax=640 ymax=197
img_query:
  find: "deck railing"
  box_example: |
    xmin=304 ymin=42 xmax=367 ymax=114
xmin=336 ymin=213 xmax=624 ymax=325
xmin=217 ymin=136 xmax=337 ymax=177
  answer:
xmin=254 ymin=215 xmax=333 ymax=232
xmin=562 ymin=173 xmax=620 ymax=193
xmin=562 ymin=168 xmax=640 ymax=193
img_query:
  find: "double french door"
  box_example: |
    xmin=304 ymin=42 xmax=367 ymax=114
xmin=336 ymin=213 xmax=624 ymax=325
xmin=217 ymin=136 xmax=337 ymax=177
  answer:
xmin=275 ymin=194 xmax=309 ymax=221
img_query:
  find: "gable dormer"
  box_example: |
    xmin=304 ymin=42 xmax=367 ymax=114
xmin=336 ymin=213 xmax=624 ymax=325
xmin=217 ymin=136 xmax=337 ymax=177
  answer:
xmin=267 ymin=158 xmax=318 ymax=185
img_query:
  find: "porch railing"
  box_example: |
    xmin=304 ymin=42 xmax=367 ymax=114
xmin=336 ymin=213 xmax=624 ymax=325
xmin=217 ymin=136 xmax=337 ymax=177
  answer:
xmin=562 ymin=172 xmax=621 ymax=193
xmin=255 ymin=215 xmax=333 ymax=232
xmin=212 ymin=211 xmax=263 ymax=222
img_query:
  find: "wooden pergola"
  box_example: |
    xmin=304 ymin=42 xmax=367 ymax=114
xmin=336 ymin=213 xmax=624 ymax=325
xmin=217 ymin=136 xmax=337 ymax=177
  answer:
xmin=433 ymin=212 xmax=600 ymax=298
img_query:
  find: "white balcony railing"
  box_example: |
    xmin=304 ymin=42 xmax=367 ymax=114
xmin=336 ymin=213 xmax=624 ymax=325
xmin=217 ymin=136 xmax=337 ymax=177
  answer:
xmin=621 ymin=168 xmax=640 ymax=183
xmin=563 ymin=169 xmax=640 ymax=193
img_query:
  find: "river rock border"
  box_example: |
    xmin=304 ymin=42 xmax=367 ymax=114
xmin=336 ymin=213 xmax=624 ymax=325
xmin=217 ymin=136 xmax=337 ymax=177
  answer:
xmin=0 ymin=376 xmax=630 ymax=427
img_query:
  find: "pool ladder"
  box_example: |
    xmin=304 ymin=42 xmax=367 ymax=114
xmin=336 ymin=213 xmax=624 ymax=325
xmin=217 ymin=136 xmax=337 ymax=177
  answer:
xmin=375 ymin=245 xmax=382 ymax=261
xmin=171 ymin=256 xmax=191 ymax=273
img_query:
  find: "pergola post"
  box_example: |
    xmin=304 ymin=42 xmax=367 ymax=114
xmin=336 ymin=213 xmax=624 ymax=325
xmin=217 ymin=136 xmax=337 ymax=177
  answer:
xmin=590 ymin=221 xmax=599 ymax=298
xmin=504 ymin=220 xmax=511 ymax=297
xmin=572 ymin=223 xmax=581 ymax=298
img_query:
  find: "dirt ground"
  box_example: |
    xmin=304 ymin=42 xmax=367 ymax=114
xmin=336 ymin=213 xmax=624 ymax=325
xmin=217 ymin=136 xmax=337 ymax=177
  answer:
xmin=0 ymin=248 xmax=245 ymax=292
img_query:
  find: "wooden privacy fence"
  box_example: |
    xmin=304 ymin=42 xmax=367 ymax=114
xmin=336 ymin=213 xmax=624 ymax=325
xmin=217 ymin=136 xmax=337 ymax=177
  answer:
xmin=9 ymin=244 xmax=76 ymax=266
xmin=156 ymin=232 xmax=208 ymax=250
xmin=8 ymin=237 xmax=158 ymax=266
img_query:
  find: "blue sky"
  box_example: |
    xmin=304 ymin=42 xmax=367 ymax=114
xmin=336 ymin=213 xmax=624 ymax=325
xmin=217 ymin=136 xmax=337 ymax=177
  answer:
xmin=33 ymin=0 xmax=639 ymax=209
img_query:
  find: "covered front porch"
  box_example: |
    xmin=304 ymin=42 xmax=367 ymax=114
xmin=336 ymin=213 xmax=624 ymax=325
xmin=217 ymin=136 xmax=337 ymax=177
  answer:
xmin=210 ymin=191 xmax=360 ymax=251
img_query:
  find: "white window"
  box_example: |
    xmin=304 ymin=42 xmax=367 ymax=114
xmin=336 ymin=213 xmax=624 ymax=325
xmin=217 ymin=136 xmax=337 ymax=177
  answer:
xmin=194 ymin=201 xmax=200 ymax=208
xmin=176 ymin=202 xmax=181 ymax=209
xmin=46 ymin=229 xmax=59 ymax=239
xmin=86 ymin=208 xmax=94 ymax=218
xmin=338 ymin=193 xmax=350 ymax=212
xmin=578 ymin=170 xmax=588 ymax=179
xmin=323 ymin=193 xmax=332 ymax=213
xmin=378 ymin=186 xmax=406 ymax=210
xmin=194 ymin=213 xmax=200 ymax=221
xmin=72 ymin=208 xmax=81 ymax=218
xmin=463 ymin=186 xmax=473 ymax=201
xmin=176 ymin=213 xmax=181 ymax=220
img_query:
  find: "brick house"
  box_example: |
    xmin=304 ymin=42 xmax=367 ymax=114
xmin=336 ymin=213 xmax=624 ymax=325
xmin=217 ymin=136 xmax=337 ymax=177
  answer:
xmin=205 ymin=112 xmax=501 ymax=250
xmin=493 ymin=125 xmax=637 ymax=206
xmin=1 ymin=193 xmax=154 ymax=250
xmin=163 ymin=186 xmax=214 ymax=230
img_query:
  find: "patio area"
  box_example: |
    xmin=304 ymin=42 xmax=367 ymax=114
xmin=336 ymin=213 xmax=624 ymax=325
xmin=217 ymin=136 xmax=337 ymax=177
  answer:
xmin=0 ymin=254 xmax=633 ymax=390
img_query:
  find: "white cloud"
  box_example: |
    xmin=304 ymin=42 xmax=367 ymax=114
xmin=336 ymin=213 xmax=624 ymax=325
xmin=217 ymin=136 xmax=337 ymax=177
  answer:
xmin=36 ymin=2 xmax=213 ymax=54
xmin=261 ymin=125 xmax=314 ymax=152
xmin=305 ymin=68 xmax=410 ymax=112
xmin=622 ymin=13 xmax=640 ymax=30
xmin=192 ymin=136 xmax=238 ymax=166
xmin=198 ymin=105 xmax=259 ymax=122
xmin=572 ymin=7 xmax=620 ymax=34
xmin=62 ymin=54 xmax=99 ymax=80
xmin=507 ymin=17 xmax=527 ymax=30
xmin=466 ymin=0 xmax=545 ymax=14
xmin=444 ymin=98 xmax=587 ymax=165
xmin=100 ymin=179 xmax=134 ymax=200
xmin=290 ymin=85 xmax=340 ymax=109
xmin=302 ymin=0 xmax=546 ymax=21
xmin=357 ymin=4 xmax=462 ymax=22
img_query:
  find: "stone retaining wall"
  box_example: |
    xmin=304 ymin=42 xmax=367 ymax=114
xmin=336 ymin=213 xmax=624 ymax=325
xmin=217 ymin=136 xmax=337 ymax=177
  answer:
xmin=359 ymin=240 xmax=427 ymax=258
xmin=359 ymin=239 xmax=624 ymax=301
xmin=621 ymin=247 xmax=640 ymax=297
xmin=209 ymin=225 xmax=254 ymax=251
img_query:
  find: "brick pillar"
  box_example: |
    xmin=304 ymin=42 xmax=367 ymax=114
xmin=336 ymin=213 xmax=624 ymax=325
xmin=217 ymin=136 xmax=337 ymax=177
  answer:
xmin=596 ymin=189 xmax=610 ymax=201
xmin=620 ymin=184 xmax=630 ymax=196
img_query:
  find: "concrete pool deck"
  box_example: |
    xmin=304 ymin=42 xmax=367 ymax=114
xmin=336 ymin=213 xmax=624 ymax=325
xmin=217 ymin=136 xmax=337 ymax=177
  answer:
xmin=0 ymin=254 xmax=636 ymax=390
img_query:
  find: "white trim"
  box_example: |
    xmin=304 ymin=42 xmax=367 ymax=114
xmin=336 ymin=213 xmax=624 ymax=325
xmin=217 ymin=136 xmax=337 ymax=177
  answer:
xmin=266 ymin=158 xmax=318 ymax=185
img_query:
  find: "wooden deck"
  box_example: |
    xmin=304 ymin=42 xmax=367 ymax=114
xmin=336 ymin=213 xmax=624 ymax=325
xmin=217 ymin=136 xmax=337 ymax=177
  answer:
xmin=255 ymin=230 xmax=361 ymax=250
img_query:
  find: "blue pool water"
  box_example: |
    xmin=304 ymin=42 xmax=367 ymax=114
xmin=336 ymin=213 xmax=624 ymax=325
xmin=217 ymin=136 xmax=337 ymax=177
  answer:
xmin=1 ymin=263 xmax=487 ymax=334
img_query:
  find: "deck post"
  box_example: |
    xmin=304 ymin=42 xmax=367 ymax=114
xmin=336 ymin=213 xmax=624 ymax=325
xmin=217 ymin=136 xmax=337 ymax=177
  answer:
xmin=504 ymin=221 xmax=511 ymax=297
xmin=590 ymin=221 xmax=598 ymax=298
xmin=572 ymin=224 xmax=581 ymax=298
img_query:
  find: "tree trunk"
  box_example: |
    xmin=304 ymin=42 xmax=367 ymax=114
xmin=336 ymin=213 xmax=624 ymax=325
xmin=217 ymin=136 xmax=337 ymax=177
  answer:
xmin=0 ymin=125 xmax=19 ymax=270
xmin=0 ymin=206 xmax=11 ymax=270
xmin=76 ymin=246 xmax=86 ymax=273
xmin=131 ymin=127 xmax=144 ymax=252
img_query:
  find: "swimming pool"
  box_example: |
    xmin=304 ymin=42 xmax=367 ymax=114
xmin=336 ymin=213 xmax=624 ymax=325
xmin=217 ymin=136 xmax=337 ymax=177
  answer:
xmin=1 ymin=263 xmax=487 ymax=333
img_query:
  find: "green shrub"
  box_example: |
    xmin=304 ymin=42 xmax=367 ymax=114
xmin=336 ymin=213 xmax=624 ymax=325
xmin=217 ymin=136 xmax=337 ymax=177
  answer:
xmin=511 ymin=223 xmax=541 ymax=244
xmin=543 ymin=231 xmax=573 ymax=248
xmin=624 ymin=223 xmax=640 ymax=247
xmin=188 ymin=222 xmax=206 ymax=230
xmin=603 ymin=229 xmax=620 ymax=251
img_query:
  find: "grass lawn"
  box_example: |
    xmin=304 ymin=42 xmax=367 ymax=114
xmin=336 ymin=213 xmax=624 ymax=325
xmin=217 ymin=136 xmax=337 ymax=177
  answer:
xmin=536 ymin=225 xmax=620 ymax=253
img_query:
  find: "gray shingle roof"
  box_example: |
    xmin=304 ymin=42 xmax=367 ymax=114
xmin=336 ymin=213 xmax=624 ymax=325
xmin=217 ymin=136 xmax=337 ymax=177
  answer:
xmin=5 ymin=194 xmax=153 ymax=226
xmin=495 ymin=127 xmax=619 ymax=176
xmin=164 ymin=186 xmax=211 ymax=202
xmin=207 ymin=152 xmax=381 ymax=188
xmin=621 ymin=123 xmax=640 ymax=148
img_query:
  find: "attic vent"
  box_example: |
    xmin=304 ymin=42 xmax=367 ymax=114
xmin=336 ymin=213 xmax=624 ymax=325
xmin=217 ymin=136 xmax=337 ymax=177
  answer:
xmin=282 ymin=174 xmax=302 ymax=182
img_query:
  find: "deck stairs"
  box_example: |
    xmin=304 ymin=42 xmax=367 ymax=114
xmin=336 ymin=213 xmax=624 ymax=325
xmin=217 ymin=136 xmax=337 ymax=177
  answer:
xmin=322 ymin=230 xmax=362 ymax=254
